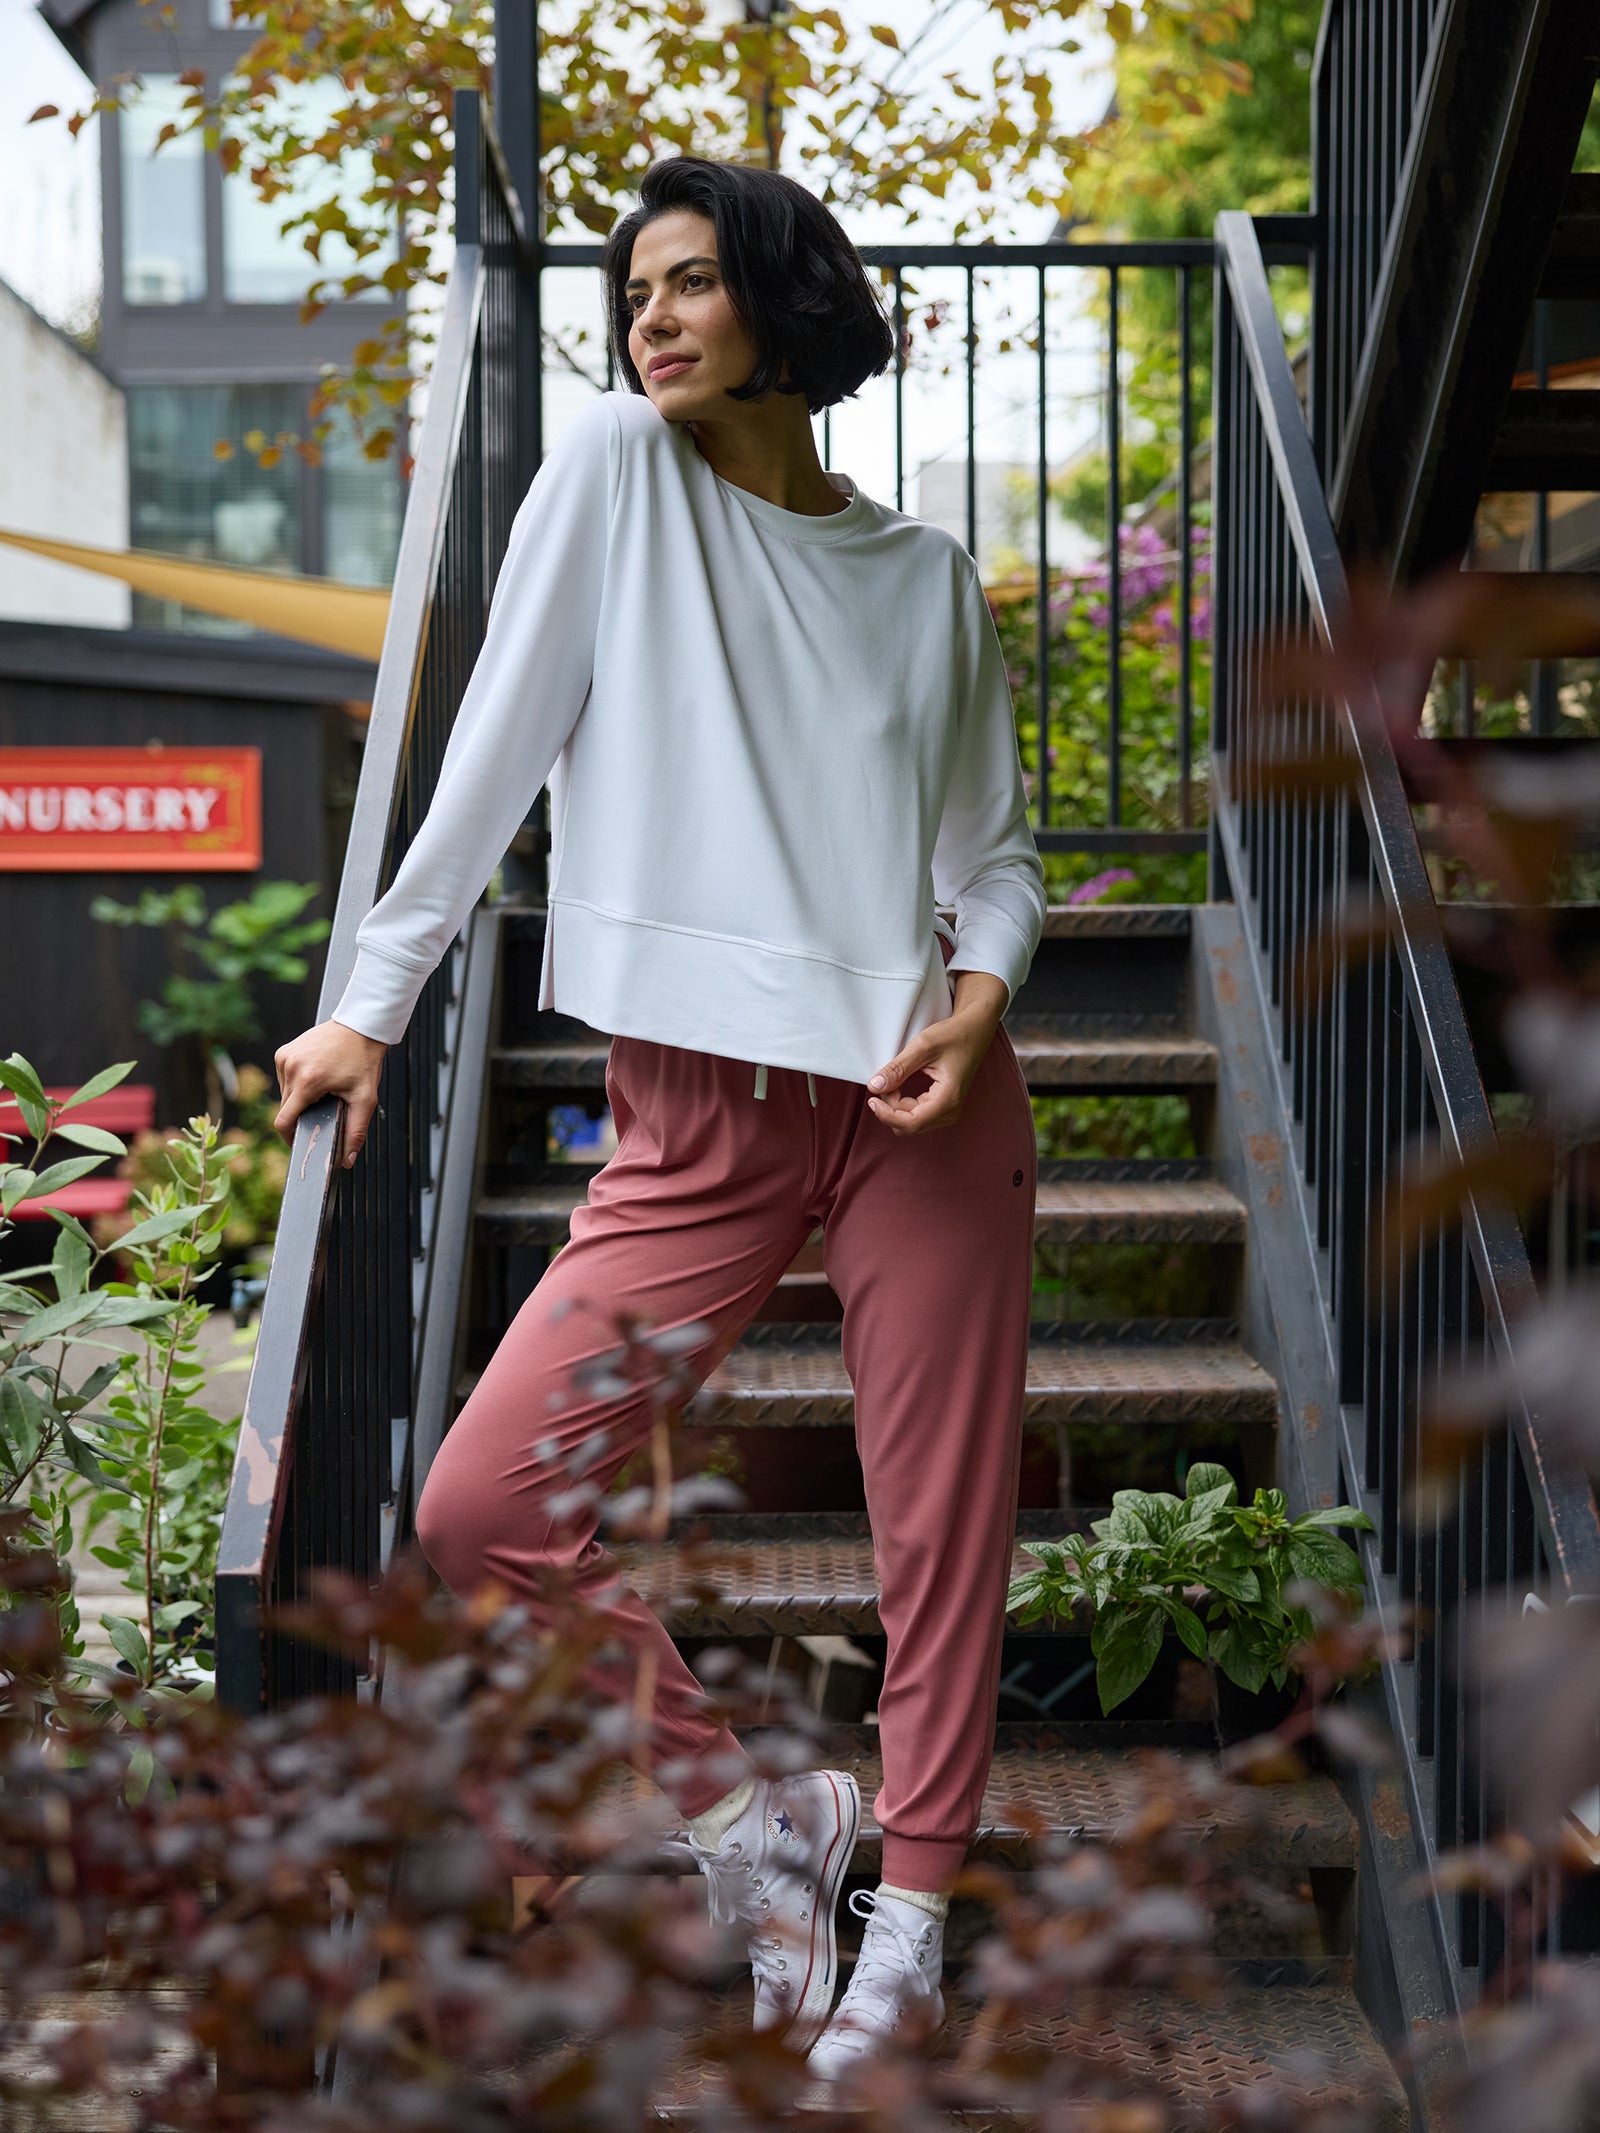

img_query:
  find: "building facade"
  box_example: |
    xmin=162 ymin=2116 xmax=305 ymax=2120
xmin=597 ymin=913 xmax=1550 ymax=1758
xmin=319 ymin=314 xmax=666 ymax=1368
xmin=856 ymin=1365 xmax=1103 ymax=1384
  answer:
xmin=40 ymin=0 xmax=403 ymax=627
xmin=0 ymin=274 xmax=129 ymax=628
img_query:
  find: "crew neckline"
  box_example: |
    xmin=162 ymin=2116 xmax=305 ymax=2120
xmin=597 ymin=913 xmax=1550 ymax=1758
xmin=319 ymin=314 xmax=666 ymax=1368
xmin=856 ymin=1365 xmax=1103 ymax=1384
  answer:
xmin=674 ymin=427 xmax=870 ymax=544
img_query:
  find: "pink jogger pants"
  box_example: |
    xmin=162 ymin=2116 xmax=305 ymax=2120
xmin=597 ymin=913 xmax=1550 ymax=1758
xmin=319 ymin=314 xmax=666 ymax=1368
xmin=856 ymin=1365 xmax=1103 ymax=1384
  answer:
xmin=415 ymin=953 xmax=1037 ymax=1892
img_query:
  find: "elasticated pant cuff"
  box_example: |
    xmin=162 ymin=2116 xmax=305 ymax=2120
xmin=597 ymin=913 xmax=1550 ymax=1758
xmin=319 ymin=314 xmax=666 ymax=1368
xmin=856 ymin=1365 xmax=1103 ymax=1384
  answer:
xmin=879 ymin=1834 xmax=968 ymax=1894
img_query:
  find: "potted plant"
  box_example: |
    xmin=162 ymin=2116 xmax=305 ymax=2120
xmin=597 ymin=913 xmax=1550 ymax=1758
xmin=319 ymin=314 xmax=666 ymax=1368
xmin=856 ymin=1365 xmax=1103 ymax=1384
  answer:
xmin=1006 ymin=1461 xmax=1374 ymax=1727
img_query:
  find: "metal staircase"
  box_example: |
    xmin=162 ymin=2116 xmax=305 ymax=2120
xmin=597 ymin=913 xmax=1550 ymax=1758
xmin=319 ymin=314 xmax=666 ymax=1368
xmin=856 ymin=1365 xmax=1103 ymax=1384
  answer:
xmin=215 ymin=8 xmax=1600 ymax=2121
xmin=381 ymin=892 xmax=1404 ymax=2124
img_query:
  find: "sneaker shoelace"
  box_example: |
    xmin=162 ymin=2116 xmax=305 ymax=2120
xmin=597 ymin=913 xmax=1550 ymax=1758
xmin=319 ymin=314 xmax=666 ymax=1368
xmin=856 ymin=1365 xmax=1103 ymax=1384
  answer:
xmin=830 ymin=1888 xmax=937 ymax=2042
xmin=687 ymin=1834 xmax=788 ymax=1996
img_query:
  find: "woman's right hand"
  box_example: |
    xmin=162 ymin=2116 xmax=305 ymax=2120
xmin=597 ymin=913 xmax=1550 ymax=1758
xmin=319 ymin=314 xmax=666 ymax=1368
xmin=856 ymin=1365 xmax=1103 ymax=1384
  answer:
xmin=273 ymin=1020 xmax=389 ymax=1168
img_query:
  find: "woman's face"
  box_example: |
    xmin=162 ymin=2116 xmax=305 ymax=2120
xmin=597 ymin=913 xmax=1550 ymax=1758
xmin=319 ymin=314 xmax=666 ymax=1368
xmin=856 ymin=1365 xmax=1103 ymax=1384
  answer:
xmin=624 ymin=210 xmax=762 ymax=421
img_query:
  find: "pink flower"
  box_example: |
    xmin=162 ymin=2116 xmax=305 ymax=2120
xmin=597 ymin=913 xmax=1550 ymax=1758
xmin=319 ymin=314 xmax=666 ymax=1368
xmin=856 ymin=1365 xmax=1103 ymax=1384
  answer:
xmin=1068 ymin=867 xmax=1137 ymax=906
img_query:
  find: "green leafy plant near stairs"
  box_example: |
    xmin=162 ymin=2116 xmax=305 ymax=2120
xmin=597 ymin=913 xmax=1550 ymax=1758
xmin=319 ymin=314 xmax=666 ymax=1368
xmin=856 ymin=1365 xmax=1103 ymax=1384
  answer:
xmin=1007 ymin=1461 xmax=1374 ymax=1713
xmin=0 ymin=1055 xmax=239 ymax=1693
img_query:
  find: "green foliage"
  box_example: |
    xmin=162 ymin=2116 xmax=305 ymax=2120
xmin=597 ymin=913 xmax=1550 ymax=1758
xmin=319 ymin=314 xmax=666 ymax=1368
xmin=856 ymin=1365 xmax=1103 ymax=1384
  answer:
xmin=97 ymin=1064 xmax=290 ymax=1266
xmin=1007 ymin=1459 xmax=1374 ymax=1712
xmin=79 ymin=1119 xmax=239 ymax=1690
xmin=90 ymin=881 xmax=328 ymax=1122
xmin=0 ymin=1058 xmax=243 ymax=1695
xmin=43 ymin=0 xmax=1257 ymax=451
xmin=90 ymin=881 xmax=329 ymax=1056
xmin=994 ymin=513 xmax=1212 ymax=852
xmin=0 ymin=1057 xmax=179 ymax=1675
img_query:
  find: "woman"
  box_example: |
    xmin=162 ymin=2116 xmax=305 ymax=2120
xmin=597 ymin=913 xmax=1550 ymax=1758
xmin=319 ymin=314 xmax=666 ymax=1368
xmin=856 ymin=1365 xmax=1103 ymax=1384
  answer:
xmin=273 ymin=156 xmax=1045 ymax=2094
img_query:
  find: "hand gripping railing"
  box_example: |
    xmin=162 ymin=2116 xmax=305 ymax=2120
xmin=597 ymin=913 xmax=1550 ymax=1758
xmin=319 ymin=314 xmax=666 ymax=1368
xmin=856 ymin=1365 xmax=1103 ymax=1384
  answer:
xmin=215 ymin=94 xmax=535 ymax=1709
xmin=1211 ymin=208 xmax=1600 ymax=1998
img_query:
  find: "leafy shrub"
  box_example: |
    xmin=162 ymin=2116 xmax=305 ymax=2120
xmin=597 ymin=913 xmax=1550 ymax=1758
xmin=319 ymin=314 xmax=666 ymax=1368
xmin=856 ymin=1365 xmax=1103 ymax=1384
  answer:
xmin=77 ymin=1117 xmax=239 ymax=1688
xmin=0 ymin=1057 xmax=243 ymax=1690
xmin=1007 ymin=1460 xmax=1374 ymax=1713
xmin=96 ymin=1063 xmax=289 ymax=1267
xmin=992 ymin=515 xmax=1212 ymax=905
xmin=89 ymin=881 xmax=329 ymax=1117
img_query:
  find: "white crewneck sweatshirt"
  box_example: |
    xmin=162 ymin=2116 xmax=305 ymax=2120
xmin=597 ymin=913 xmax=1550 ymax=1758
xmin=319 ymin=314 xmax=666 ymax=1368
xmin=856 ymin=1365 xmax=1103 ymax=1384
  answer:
xmin=332 ymin=389 xmax=1047 ymax=1086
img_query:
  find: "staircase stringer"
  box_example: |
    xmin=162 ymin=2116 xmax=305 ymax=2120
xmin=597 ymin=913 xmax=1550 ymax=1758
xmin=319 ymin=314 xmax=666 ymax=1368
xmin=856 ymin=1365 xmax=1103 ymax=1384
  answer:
xmin=1325 ymin=0 xmax=1599 ymax=576
xmin=1191 ymin=899 xmax=1459 ymax=2122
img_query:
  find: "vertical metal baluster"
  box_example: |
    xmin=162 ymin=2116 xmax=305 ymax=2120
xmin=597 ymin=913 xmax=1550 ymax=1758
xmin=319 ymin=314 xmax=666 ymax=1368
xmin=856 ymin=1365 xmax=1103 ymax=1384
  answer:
xmin=1036 ymin=265 xmax=1051 ymax=835
xmin=1179 ymin=264 xmax=1194 ymax=828
xmin=1107 ymin=263 xmax=1122 ymax=829
xmin=893 ymin=270 xmax=905 ymax=513
xmin=966 ymin=264 xmax=978 ymax=560
xmin=1533 ymin=297 xmax=1556 ymax=736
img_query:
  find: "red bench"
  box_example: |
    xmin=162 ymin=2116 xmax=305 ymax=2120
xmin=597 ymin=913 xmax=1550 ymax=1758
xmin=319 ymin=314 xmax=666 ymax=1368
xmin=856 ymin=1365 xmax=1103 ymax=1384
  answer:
xmin=0 ymin=1085 xmax=157 ymax=1222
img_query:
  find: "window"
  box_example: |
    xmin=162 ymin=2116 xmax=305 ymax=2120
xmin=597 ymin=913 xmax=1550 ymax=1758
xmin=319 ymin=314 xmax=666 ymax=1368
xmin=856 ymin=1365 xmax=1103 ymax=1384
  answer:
xmin=223 ymin=78 xmax=393 ymax=305
xmin=126 ymin=384 xmax=403 ymax=632
xmin=322 ymin=405 xmax=403 ymax=588
xmin=208 ymin=0 xmax=266 ymax=23
xmin=128 ymin=384 xmax=302 ymax=631
xmin=120 ymin=76 xmax=206 ymax=305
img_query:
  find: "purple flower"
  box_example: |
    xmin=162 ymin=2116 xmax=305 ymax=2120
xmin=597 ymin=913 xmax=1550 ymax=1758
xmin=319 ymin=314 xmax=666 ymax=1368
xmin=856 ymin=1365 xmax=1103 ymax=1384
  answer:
xmin=1068 ymin=867 xmax=1137 ymax=907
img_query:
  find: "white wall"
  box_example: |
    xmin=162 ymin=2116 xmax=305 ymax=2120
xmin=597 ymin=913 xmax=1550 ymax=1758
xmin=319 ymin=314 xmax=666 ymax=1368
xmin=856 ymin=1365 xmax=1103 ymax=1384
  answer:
xmin=0 ymin=277 xmax=129 ymax=627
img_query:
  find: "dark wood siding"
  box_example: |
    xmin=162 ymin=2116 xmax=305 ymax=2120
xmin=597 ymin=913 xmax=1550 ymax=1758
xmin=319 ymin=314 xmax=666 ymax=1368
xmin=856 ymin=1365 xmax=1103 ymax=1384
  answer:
xmin=0 ymin=627 xmax=370 ymax=1121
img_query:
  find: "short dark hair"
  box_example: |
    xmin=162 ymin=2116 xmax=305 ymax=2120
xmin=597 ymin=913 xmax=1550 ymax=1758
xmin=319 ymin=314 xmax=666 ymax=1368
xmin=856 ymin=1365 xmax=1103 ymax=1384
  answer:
xmin=601 ymin=158 xmax=895 ymax=416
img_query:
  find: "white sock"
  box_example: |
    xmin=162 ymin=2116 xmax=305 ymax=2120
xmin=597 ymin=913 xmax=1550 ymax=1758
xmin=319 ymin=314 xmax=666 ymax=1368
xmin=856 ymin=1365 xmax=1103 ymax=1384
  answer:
xmin=688 ymin=1776 xmax=757 ymax=1849
xmin=878 ymin=1881 xmax=950 ymax=1923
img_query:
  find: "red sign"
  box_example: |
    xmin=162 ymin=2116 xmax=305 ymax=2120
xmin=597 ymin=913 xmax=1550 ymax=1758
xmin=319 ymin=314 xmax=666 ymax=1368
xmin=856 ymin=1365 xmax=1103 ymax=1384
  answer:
xmin=0 ymin=747 xmax=262 ymax=871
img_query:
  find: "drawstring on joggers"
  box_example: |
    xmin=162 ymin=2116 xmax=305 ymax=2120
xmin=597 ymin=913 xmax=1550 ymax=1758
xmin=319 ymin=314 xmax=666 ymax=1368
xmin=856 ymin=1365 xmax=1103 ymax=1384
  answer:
xmin=753 ymin=1064 xmax=816 ymax=1107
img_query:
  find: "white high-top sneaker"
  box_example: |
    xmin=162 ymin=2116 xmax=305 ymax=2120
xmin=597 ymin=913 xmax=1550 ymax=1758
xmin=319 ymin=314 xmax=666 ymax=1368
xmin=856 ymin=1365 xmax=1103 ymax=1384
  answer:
xmin=686 ymin=1768 xmax=860 ymax=2055
xmin=801 ymin=1887 xmax=946 ymax=2099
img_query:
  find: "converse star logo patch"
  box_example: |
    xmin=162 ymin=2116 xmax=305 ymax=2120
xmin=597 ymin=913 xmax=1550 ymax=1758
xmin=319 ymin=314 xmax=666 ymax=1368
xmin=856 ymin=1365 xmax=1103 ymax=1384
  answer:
xmin=767 ymin=1807 xmax=799 ymax=1844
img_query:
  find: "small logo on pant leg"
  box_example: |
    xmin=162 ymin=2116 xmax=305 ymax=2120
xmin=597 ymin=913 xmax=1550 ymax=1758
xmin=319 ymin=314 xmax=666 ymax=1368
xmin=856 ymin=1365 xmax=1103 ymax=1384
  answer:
xmin=1013 ymin=1169 xmax=1024 ymax=1186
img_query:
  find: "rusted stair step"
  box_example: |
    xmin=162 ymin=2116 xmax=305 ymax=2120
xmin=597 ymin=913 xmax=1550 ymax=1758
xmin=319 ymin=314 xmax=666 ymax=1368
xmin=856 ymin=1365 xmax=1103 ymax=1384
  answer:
xmin=491 ymin=1029 xmax=1219 ymax=1098
xmin=458 ymin=1328 xmax=1273 ymax=1429
xmin=1008 ymin=1025 xmax=1217 ymax=1091
xmin=477 ymin=1166 xmax=1246 ymax=1250
xmin=647 ymin=1984 xmax=1408 ymax=2129
xmin=697 ymin=1327 xmax=1276 ymax=1430
xmin=457 ymin=1326 xmax=1276 ymax=1428
xmin=616 ymin=1531 xmax=1045 ymax=1639
xmin=600 ymin=1725 xmax=1353 ymax=1877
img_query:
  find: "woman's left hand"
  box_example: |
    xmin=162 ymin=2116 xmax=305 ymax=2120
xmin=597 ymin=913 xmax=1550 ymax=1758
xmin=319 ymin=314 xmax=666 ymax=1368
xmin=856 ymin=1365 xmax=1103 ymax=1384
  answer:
xmin=866 ymin=971 xmax=1009 ymax=1137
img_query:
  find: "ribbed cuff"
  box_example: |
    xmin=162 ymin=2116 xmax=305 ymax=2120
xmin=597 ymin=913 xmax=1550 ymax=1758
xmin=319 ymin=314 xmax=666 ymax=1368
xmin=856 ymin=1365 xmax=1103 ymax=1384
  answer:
xmin=945 ymin=922 xmax=1034 ymax=1008
xmin=329 ymin=946 xmax=431 ymax=1046
xmin=879 ymin=1832 xmax=969 ymax=1893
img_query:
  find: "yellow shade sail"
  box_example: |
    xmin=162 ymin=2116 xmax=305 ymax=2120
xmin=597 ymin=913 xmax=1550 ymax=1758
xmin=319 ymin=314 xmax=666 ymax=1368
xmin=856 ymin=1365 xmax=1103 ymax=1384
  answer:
xmin=0 ymin=528 xmax=392 ymax=664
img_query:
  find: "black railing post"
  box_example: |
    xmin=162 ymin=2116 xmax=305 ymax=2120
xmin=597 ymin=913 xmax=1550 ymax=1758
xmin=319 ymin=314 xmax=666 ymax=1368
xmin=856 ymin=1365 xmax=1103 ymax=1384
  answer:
xmin=497 ymin=0 xmax=544 ymax=487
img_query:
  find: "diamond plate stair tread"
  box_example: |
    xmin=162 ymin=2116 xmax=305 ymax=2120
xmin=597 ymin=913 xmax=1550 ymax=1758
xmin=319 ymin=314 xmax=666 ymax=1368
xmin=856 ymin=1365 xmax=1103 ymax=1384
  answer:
xmin=1040 ymin=903 xmax=1192 ymax=937
xmin=477 ymin=1175 xmax=1246 ymax=1247
xmin=456 ymin=1338 xmax=1275 ymax=1427
xmin=695 ymin=1340 xmax=1276 ymax=1428
xmin=651 ymin=1986 xmax=1406 ymax=2128
xmin=1007 ymin=1027 xmax=1217 ymax=1089
xmin=604 ymin=1733 xmax=1351 ymax=1871
xmin=617 ymin=1532 xmax=1035 ymax=1638
xmin=493 ymin=1031 xmax=1218 ymax=1095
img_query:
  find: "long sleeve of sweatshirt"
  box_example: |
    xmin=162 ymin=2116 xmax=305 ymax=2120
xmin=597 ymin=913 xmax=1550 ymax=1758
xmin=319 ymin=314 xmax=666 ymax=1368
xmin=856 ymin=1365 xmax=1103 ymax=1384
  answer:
xmin=932 ymin=577 xmax=1048 ymax=1009
xmin=329 ymin=397 xmax=616 ymax=1045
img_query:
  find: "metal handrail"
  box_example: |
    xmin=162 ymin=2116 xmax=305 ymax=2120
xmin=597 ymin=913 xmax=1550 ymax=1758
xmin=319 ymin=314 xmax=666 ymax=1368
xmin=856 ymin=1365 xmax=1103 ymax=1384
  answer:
xmin=1212 ymin=206 xmax=1600 ymax=1994
xmin=215 ymin=93 xmax=532 ymax=1709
